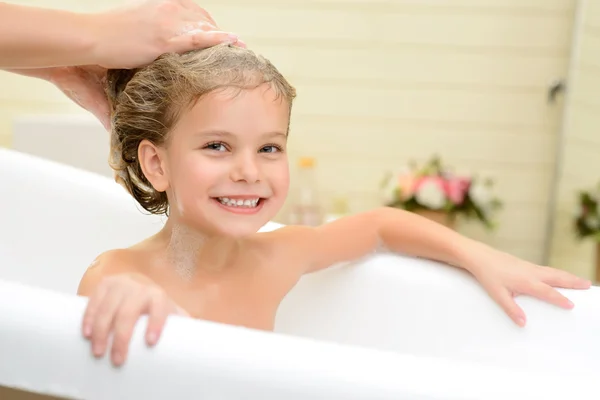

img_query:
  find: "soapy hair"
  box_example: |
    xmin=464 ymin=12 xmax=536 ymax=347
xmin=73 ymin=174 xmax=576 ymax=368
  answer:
xmin=105 ymin=43 xmax=296 ymax=215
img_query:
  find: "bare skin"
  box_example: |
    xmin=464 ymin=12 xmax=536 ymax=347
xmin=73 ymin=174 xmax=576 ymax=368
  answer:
xmin=78 ymin=80 xmax=591 ymax=367
xmin=0 ymin=0 xmax=244 ymax=129
xmin=78 ymin=209 xmax=591 ymax=367
xmin=78 ymin=222 xmax=297 ymax=365
xmin=80 ymin=227 xmax=289 ymax=332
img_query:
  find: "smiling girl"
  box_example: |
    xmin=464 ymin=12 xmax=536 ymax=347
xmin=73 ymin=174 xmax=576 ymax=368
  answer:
xmin=77 ymin=43 xmax=590 ymax=367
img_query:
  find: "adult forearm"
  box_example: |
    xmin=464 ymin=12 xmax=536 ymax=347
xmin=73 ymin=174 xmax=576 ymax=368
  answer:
xmin=0 ymin=2 xmax=100 ymax=68
xmin=0 ymin=67 xmax=54 ymax=81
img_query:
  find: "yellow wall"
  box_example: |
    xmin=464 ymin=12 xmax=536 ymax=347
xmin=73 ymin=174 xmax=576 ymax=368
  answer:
xmin=0 ymin=1 xmax=581 ymax=266
xmin=549 ymin=0 xmax=600 ymax=278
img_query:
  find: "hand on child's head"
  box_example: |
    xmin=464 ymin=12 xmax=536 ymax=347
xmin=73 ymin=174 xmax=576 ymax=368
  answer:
xmin=95 ymin=0 xmax=245 ymax=69
xmin=81 ymin=273 xmax=185 ymax=367
xmin=49 ymin=1 xmax=247 ymax=131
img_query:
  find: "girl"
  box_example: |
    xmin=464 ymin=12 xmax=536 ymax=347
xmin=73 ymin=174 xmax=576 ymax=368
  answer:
xmin=78 ymin=43 xmax=591 ymax=367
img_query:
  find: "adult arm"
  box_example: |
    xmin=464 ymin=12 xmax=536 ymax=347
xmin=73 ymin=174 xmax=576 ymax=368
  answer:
xmin=0 ymin=0 xmax=238 ymax=69
xmin=0 ymin=0 xmax=242 ymax=129
xmin=0 ymin=2 xmax=100 ymax=68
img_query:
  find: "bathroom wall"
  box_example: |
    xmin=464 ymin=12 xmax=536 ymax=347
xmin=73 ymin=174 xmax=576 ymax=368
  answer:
xmin=548 ymin=0 xmax=600 ymax=279
xmin=0 ymin=0 xmax=578 ymax=265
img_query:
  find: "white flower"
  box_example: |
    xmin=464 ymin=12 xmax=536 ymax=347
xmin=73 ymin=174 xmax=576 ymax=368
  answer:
xmin=469 ymin=183 xmax=492 ymax=206
xmin=415 ymin=180 xmax=446 ymax=209
xmin=381 ymin=176 xmax=398 ymax=204
xmin=380 ymin=166 xmax=412 ymax=204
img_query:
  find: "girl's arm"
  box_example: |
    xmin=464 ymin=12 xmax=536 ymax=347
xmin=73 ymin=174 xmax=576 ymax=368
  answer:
xmin=282 ymin=207 xmax=475 ymax=274
xmin=275 ymin=207 xmax=591 ymax=326
xmin=307 ymin=207 xmax=474 ymax=273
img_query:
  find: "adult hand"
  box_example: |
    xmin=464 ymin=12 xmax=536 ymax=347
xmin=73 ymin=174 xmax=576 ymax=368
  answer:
xmin=3 ymin=65 xmax=112 ymax=129
xmin=91 ymin=0 xmax=245 ymax=69
xmin=63 ymin=0 xmax=246 ymax=129
xmin=3 ymin=0 xmax=245 ymax=130
xmin=46 ymin=66 xmax=111 ymax=130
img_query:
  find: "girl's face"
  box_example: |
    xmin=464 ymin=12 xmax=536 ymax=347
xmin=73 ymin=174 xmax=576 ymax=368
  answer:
xmin=139 ymin=84 xmax=291 ymax=237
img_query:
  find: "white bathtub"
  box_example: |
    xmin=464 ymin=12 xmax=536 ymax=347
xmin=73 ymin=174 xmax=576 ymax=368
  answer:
xmin=1 ymin=147 xmax=599 ymax=400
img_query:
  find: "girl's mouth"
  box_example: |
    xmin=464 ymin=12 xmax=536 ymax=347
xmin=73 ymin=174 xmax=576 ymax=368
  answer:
xmin=212 ymin=197 xmax=266 ymax=214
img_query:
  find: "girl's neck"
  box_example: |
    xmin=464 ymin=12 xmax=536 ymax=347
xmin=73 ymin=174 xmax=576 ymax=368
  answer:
xmin=167 ymin=222 xmax=205 ymax=280
xmin=158 ymin=218 xmax=238 ymax=280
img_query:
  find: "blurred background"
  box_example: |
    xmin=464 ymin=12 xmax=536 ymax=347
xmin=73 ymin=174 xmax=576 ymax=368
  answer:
xmin=2 ymin=0 xmax=600 ymax=282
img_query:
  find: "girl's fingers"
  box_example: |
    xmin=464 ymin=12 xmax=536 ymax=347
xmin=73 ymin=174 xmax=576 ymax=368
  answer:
xmin=527 ymin=282 xmax=574 ymax=310
xmin=488 ymin=286 xmax=526 ymax=327
xmin=145 ymin=290 xmax=171 ymax=346
xmin=540 ymin=267 xmax=592 ymax=290
xmin=82 ymin=279 xmax=111 ymax=338
xmin=111 ymin=291 xmax=148 ymax=366
xmin=91 ymin=286 xmax=127 ymax=357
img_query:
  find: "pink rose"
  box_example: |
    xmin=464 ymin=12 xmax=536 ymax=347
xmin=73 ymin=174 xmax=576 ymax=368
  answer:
xmin=398 ymin=174 xmax=416 ymax=200
xmin=444 ymin=177 xmax=470 ymax=205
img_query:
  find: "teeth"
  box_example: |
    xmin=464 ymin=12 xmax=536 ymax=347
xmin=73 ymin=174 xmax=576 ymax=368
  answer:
xmin=217 ymin=197 xmax=260 ymax=208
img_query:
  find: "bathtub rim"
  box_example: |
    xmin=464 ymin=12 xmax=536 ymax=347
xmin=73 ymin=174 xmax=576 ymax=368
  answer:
xmin=0 ymin=277 xmax=597 ymax=400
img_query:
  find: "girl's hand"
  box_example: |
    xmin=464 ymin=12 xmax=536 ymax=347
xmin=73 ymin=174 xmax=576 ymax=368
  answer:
xmin=81 ymin=273 xmax=188 ymax=367
xmin=467 ymin=246 xmax=592 ymax=326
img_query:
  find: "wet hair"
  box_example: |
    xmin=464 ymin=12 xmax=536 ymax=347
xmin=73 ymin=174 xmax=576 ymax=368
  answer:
xmin=105 ymin=43 xmax=296 ymax=215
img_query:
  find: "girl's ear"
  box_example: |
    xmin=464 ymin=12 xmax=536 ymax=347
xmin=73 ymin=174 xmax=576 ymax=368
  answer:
xmin=138 ymin=139 xmax=169 ymax=192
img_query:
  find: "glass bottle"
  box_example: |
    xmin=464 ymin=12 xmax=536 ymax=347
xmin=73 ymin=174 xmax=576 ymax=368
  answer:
xmin=287 ymin=157 xmax=323 ymax=226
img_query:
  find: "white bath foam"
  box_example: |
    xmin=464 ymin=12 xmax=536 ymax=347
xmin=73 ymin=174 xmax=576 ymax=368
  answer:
xmin=167 ymin=223 xmax=206 ymax=280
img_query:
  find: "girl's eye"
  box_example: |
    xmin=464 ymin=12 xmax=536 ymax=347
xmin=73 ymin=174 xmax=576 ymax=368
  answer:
xmin=205 ymin=142 xmax=228 ymax=152
xmin=260 ymin=145 xmax=282 ymax=153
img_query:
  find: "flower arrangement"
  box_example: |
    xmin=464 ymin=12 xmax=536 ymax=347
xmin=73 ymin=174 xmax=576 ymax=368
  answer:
xmin=574 ymin=185 xmax=600 ymax=240
xmin=380 ymin=155 xmax=502 ymax=229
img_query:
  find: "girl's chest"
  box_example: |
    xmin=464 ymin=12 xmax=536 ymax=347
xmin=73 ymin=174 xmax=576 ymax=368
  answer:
xmin=165 ymin=272 xmax=285 ymax=331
